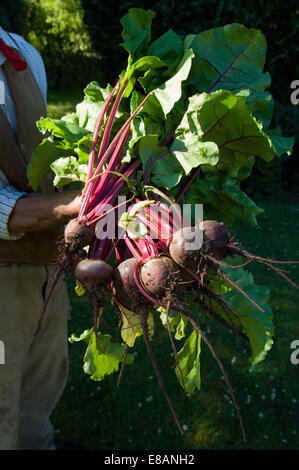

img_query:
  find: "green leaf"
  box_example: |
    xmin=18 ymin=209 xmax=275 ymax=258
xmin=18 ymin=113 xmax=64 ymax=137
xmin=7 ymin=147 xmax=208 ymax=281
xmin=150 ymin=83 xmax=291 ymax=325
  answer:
xmin=175 ymin=329 xmax=201 ymax=394
xmin=170 ymin=139 xmax=219 ymax=177
xmin=120 ymin=8 xmax=156 ymax=60
xmin=174 ymin=315 xmax=189 ymax=340
xmin=136 ymin=62 xmax=168 ymax=93
xmin=128 ymin=55 xmax=166 ymax=78
xmin=120 ymin=308 xmax=143 ymax=347
xmin=238 ymin=89 xmax=274 ymax=128
xmin=133 ymin=92 xmax=168 ymax=142
xmin=37 ymin=116 xmax=90 ymax=145
xmin=186 ymin=23 xmax=271 ymax=95
xmin=76 ymin=81 xmax=130 ymax=133
xmin=120 ymin=306 xmax=154 ymax=347
xmin=153 ymin=48 xmax=194 ymax=116
xmin=76 ymin=100 xmax=105 ymax=134
xmin=70 ymin=328 xmax=134 ymax=381
xmin=138 ymin=134 xmax=183 ymax=189
xmin=263 ymin=128 xmax=294 ymax=156
xmin=125 ymin=55 xmax=166 ymax=98
xmin=180 ymin=90 xmax=293 ymax=180
xmin=50 ymin=156 xmax=88 ymax=187
xmin=159 ymin=307 xmax=188 ymax=340
xmin=208 ymin=258 xmax=274 ymax=367
xmin=27 ymin=138 xmax=71 ymax=191
xmin=69 ymin=329 xmax=92 ymax=344
xmin=83 ymin=81 xmax=113 ymax=102
xmin=185 ymin=173 xmax=264 ymax=226
xmin=147 ymin=29 xmax=184 ymax=67
xmin=76 ymin=135 xmax=94 ymax=164
xmin=74 ymin=280 xmax=85 ymax=297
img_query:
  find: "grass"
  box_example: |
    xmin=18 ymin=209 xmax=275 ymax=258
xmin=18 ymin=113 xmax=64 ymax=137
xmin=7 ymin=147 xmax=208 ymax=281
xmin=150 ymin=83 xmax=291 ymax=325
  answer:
xmin=47 ymin=89 xmax=299 ymax=451
xmin=46 ymin=88 xmax=84 ymax=119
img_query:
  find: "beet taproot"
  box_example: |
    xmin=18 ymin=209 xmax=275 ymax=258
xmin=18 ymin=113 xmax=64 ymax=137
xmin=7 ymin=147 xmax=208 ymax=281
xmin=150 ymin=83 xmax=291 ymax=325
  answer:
xmin=112 ymin=257 xmax=140 ymax=310
xmin=200 ymin=220 xmax=230 ymax=259
xmin=75 ymin=258 xmax=113 ymax=290
xmin=64 ymin=218 xmax=95 ymax=251
xmin=169 ymin=226 xmax=203 ymax=269
xmin=140 ymin=256 xmax=185 ymax=300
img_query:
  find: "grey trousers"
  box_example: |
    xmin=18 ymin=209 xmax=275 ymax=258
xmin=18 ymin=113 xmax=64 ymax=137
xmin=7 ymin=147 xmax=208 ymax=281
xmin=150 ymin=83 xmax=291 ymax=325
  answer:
xmin=0 ymin=263 xmax=70 ymax=450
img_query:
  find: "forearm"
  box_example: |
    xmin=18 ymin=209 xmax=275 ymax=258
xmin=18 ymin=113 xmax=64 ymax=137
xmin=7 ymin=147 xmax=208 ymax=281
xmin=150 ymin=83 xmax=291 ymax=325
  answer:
xmin=7 ymin=190 xmax=81 ymax=233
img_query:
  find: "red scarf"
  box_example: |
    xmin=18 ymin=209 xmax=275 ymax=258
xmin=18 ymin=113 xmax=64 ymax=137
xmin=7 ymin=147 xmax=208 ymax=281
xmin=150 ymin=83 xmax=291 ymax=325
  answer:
xmin=0 ymin=38 xmax=27 ymax=71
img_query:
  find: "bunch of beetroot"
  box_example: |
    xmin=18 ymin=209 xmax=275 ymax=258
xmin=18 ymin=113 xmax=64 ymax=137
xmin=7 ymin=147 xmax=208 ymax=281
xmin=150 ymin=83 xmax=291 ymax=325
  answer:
xmin=34 ymin=77 xmax=298 ymax=442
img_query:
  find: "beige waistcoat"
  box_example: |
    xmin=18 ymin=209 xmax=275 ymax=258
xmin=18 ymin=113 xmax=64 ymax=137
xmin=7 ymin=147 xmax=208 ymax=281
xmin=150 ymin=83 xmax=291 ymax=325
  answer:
xmin=0 ymin=58 xmax=63 ymax=264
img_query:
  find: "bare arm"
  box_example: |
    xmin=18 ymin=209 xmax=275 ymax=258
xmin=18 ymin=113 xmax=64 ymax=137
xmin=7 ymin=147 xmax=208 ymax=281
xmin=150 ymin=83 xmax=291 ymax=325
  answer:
xmin=7 ymin=190 xmax=82 ymax=234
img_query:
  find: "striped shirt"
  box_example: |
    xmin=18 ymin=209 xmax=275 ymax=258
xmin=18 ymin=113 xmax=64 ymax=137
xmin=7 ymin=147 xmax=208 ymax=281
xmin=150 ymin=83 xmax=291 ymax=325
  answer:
xmin=0 ymin=27 xmax=47 ymax=240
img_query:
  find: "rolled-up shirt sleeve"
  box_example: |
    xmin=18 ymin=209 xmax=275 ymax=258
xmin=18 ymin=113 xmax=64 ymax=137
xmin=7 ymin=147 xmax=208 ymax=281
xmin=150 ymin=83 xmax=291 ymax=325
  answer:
xmin=0 ymin=169 xmax=27 ymax=240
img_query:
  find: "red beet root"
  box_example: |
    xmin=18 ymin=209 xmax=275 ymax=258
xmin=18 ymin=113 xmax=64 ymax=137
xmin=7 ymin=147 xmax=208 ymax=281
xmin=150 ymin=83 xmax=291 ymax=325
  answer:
xmin=112 ymin=257 xmax=140 ymax=310
xmin=140 ymin=256 xmax=185 ymax=300
xmin=64 ymin=218 xmax=95 ymax=251
xmin=169 ymin=226 xmax=203 ymax=269
xmin=75 ymin=258 xmax=113 ymax=290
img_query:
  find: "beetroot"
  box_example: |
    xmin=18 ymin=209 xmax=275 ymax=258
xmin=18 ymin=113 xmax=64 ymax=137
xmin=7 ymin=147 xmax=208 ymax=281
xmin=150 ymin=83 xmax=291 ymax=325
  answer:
xmin=140 ymin=256 xmax=185 ymax=300
xmin=199 ymin=220 xmax=230 ymax=259
xmin=169 ymin=221 xmax=231 ymax=270
xmin=75 ymin=258 xmax=113 ymax=290
xmin=169 ymin=226 xmax=203 ymax=269
xmin=113 ymin=257 xmax=140 ymax=310
xmin=64 ymin=218 xmax=95 ymax=251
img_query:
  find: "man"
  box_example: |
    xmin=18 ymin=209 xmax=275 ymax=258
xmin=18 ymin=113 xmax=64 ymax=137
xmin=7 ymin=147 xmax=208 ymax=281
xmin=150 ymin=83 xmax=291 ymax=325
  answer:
xmin=0 ymin=27 xmax=81 ymax=450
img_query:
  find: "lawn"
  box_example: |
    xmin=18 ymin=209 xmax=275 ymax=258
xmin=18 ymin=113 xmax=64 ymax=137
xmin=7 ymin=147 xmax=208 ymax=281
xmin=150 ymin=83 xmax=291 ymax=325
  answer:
xmin=46 ymin=88 xmax=84 ymax=119
xmin=47 ymin=89 xmax=299 ymax=451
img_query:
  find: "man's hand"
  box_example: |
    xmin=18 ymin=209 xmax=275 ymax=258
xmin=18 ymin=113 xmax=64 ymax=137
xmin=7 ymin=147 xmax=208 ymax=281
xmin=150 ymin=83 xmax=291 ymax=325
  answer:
xmin=8 ymin=190 xmax=82 ymax=234
xmin=55 ymin=190 xmax=82 ymax=219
